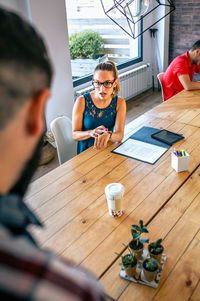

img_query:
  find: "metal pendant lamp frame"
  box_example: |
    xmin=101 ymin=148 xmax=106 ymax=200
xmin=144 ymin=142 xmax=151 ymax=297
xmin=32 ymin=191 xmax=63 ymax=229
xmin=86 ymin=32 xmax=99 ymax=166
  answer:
xmin=100 ymin=0 xmax=175 ymax=39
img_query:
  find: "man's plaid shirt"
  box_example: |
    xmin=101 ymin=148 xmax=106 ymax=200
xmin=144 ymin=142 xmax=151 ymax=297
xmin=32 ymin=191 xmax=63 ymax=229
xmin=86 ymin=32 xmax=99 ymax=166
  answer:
xmin=0 ymin=194 xmax=105 ymax=300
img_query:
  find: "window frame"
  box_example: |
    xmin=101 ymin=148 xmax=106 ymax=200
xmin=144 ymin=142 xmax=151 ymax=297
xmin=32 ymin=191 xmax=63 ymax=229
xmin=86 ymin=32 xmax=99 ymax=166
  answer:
xmin=72 ymin=22 xmax=143 ymax=88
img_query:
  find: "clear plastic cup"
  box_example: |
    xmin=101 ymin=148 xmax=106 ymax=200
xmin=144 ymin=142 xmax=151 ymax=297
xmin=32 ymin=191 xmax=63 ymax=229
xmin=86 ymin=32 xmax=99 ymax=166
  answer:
xmin=105 ymin=183 xmax=125 ymax=217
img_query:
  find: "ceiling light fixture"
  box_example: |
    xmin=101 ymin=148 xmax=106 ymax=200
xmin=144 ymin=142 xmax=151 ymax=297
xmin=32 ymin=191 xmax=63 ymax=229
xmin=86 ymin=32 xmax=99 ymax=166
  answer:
xmin=100 ymin=0 xmax=175 ymax=39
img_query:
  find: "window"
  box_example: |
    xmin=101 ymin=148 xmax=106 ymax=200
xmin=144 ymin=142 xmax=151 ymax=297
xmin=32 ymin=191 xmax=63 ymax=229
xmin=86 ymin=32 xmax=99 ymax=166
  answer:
xmin=65 ymin=0 xmax=142 ymax=87
xmin=76 ymin=0 xmax=94 ymax=11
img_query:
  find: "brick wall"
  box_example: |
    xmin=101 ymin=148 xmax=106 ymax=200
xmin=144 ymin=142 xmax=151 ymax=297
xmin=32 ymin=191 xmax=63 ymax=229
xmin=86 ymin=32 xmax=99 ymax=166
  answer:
xmin=169 ymin=0 xmax=200 ymax=63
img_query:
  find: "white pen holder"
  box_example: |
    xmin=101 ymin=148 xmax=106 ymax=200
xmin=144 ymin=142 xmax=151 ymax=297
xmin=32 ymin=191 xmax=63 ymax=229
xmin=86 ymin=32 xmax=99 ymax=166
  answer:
xmin=171 ymin=151 xmax=189 ymax=172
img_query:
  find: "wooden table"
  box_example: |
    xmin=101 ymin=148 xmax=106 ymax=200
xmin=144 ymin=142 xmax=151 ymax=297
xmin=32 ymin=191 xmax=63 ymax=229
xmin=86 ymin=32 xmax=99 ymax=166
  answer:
xmin=26 ymin=90 xmax=200 ymax=301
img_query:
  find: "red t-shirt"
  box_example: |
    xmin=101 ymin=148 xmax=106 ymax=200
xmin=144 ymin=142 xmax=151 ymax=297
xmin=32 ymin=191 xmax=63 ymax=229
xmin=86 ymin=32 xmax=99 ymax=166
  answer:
xmin=162 ymin=52 xmax=200 ymax=101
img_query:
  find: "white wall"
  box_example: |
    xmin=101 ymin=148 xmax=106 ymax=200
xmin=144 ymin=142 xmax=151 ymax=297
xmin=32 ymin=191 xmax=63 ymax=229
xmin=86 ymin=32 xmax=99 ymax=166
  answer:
xmin=0 ymin=0 xmax=74 ymax=129
xmin=29 ymin=0 xmax=74 ymax=127
xmin=156 ymin=5 xmax=170 ymax=72
xmin=141 ymin=4 xmax=170 ymax=89
xmin=0 ymin=0 xmax=29 ymax=18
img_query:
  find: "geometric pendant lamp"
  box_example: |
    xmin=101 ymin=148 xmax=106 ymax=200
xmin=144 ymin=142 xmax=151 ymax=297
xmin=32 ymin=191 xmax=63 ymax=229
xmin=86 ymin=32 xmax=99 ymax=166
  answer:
xmin=100 ymin=0 xmax=175 ymax=39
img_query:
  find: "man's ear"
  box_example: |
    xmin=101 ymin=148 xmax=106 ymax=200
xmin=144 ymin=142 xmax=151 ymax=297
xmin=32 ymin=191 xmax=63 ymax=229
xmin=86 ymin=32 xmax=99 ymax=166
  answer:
xmin=195 ymin=49 xmax=200 ymax=56
xmin=26 ymin=89 xmax=50 ymax=136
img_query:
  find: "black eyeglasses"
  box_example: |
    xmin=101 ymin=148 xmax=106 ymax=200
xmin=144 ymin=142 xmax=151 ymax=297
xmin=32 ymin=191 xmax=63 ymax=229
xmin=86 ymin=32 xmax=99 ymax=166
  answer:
xmin=92 ymin=79 xmax=115 ymax=88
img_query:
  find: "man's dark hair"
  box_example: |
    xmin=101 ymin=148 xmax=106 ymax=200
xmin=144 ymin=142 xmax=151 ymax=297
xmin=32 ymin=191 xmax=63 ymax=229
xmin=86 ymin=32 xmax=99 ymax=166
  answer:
xmin=0 ymin=6 xmax=53 ymax=129
xmin=190 ymin=40 xmax=200 ymax=51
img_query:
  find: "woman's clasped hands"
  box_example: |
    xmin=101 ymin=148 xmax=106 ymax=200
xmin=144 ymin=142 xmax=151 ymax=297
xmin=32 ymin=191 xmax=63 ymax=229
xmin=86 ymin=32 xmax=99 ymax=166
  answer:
xmin=90 ymin=125 xmax=111 ymax=150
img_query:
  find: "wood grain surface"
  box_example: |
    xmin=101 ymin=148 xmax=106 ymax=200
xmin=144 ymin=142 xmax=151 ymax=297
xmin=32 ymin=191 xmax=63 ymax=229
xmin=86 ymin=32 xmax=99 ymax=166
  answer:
xmin=26 ymin=89 xmax=200 ymax=301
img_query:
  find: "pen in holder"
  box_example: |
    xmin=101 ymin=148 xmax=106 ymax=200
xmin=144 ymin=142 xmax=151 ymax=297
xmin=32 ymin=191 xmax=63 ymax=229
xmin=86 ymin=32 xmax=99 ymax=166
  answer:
xmin=171 ymin=149 xmax=189 ymax=172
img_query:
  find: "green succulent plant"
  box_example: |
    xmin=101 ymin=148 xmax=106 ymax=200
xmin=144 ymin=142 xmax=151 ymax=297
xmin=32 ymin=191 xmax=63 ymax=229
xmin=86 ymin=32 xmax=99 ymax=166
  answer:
xmin=149 ymin=238 xmax=163 ymax=255
xmin=131 ymin=220 xmax=149 ymax=248
xmin=121 ymin=253 xmax=137 ymax=268
xmin=143 ymin=257 xmax=159 ymax=272
xmin=115 ymin=244 xmax=137 ymax=269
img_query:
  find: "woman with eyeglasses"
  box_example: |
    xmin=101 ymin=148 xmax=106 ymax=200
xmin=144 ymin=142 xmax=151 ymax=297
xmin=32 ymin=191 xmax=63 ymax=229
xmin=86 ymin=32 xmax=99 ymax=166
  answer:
xmin=72 ymin=61 xmax=126 ymax=154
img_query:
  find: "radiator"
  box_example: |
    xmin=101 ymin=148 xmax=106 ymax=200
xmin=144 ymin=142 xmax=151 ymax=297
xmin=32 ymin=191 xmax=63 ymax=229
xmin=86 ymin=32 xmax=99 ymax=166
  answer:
xmin=75 ymin=63 xmax=149 ymax=100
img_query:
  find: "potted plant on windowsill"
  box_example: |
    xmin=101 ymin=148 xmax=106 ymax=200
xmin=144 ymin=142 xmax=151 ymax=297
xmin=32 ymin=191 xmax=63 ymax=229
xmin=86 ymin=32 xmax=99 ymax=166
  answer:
xmin=129 ymin=220 xmax=149 ymax=260
xmin=142 ymin=257 xmax=159 ymax=282
xmin=148 ymin=238 xmax=164 ymax=263
xmin=116 ymin=246 xmax=137 ymax=278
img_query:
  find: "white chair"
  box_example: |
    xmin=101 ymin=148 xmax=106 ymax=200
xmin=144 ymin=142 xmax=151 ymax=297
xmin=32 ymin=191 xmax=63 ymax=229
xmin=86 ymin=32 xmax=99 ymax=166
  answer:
xmin=50 ymin=116 xmax=77 ymax=165
xmin=157 ymin=72 xmax=165 ymax=102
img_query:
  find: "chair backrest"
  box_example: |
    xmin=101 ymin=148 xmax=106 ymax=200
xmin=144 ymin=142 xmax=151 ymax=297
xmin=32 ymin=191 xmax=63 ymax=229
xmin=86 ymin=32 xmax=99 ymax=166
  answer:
xmin=50 ymin=116 xmax=77 ymax=165
xmin=157 ymin=72 xmax=165 ymax=102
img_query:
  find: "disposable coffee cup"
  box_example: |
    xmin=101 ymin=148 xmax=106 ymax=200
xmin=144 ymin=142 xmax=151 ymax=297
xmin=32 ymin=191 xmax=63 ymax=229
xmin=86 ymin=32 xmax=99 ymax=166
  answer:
xmin=105 ymin=183 xmax=125 ymax=218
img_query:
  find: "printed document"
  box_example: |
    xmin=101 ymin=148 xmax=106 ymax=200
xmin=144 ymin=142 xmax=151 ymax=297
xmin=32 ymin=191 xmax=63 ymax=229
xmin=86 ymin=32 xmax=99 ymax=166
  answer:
xmin=113 ymin=138 xmax=167 ymax=164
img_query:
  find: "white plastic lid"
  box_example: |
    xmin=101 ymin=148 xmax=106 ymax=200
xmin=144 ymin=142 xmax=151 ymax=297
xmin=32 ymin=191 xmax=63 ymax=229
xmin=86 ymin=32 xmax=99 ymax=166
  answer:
xmin=105 ymin=183 xmax=125 ymax=200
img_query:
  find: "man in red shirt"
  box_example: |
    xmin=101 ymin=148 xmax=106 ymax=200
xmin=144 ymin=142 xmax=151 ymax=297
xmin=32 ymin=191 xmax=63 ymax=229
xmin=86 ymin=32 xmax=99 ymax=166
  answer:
xmin=162 ymin=40 xmax=200 ymax=101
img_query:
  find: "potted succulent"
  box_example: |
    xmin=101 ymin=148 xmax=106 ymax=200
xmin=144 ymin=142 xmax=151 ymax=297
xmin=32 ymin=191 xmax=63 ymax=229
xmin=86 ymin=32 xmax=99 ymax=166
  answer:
xmin=148 ymin=238 xmax=164 ymax=263
xmin=129 ymin=220 xmax=149 ymax=260
xmin=117 ymin=248 xmax=137 ymax=278
xmin=142 ymin=257 xmax=159 ymax=282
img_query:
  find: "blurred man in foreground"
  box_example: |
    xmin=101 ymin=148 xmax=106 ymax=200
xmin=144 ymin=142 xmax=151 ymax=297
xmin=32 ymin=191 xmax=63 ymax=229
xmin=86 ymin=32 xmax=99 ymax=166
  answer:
xmin=0 ymin=6 xmax=105 ymax=300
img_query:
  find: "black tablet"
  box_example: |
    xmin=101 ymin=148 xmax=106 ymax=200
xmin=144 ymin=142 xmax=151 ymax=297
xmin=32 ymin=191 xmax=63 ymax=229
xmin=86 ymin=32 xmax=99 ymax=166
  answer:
xmin=151 ymin=129 xmax=184 ymax=146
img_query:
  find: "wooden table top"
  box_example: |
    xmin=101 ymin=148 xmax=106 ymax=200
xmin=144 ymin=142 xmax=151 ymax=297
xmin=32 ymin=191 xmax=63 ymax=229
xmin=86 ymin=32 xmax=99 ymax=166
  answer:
xmin=26 ymin=89 xmax=200 ymax=301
